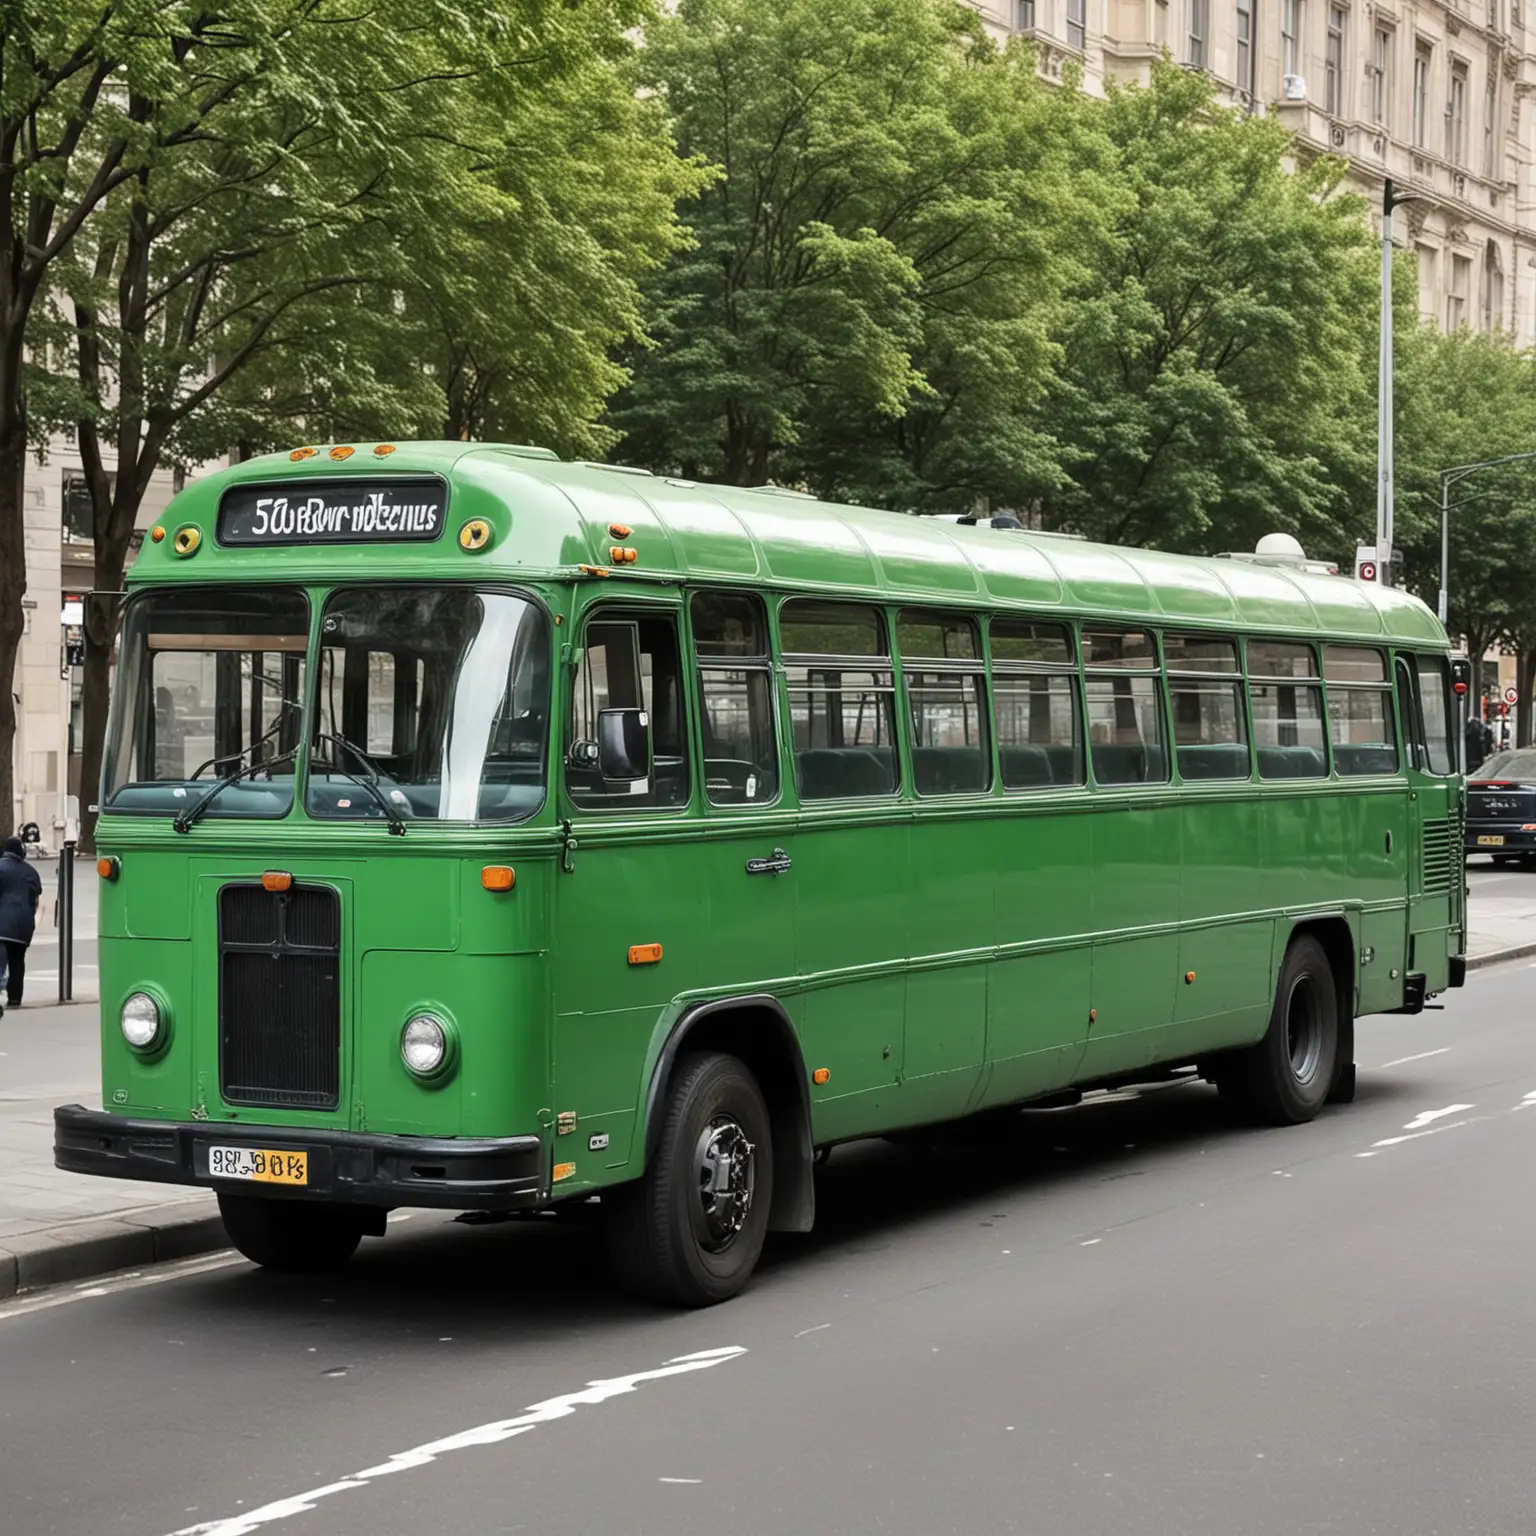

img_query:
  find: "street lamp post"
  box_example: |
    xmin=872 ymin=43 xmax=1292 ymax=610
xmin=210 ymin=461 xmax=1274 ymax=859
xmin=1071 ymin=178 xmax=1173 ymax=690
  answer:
xmin=1437 ymin=450 xmax=1536 ymax=625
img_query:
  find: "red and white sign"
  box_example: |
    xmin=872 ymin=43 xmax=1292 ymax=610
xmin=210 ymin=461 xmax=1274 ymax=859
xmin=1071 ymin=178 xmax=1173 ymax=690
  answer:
xmin=1505 ymin=686 xmax=1519 ymax=705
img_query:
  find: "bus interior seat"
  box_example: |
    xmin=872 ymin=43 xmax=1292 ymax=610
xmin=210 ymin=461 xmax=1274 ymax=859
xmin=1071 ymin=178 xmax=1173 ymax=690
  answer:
xmin=1178 ymin=743 xmax=1251 ymax=780
xmin=796 ymin=747 xmax=896 ymax=799
xmin=1332 ymin=744 xmax=1398 ymax=775
xmin=913 ymin=746 xmax=987 ymax=794
xmin=1000 ymin=744 xmax=1052 ymax=786
xmin=1257 ymin=745 xmax=1326 ymax=779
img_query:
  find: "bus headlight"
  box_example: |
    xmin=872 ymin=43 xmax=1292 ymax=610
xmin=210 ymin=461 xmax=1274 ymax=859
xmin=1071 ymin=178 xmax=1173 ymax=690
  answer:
xmin=401 ymin=1012 xmax=457 ymax=1082
xmin=121 ymin=992 xmax=163 ymax=1051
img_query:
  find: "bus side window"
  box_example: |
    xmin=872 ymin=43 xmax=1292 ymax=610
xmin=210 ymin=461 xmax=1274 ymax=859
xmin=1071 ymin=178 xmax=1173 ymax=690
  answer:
xmin=567 ymin=612 xmax=691 ymax=810
xmin=1414 ymin=654 xmax=1454 ymax=775
xmin=691 ymin=591 xmax=779 ymax=806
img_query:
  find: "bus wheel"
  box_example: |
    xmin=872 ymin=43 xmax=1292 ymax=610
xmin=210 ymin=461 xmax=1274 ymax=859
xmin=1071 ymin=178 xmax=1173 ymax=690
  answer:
xmin=1222 ymin=935 xmax=1338 ymax=1126
xmin=606 ymin=1052 xmax=773 ymax=1307
xmin=217 ymin=1193 xmax=365 ymax=1273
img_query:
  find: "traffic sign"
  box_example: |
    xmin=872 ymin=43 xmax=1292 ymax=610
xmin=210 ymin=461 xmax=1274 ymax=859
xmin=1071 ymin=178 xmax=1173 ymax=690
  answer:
xmin=1354 ymin=545 xmax=1378 ymax=582
xmin=1505 ymin=686 xmax=1518 ymax=705
xmin=1358 ymin=561 xmax=1377 ymax=582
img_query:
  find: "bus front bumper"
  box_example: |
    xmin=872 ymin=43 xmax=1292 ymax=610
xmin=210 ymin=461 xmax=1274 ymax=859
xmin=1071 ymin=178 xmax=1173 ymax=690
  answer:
xmin=53 ymin=1105 xmax=547 ymax=1210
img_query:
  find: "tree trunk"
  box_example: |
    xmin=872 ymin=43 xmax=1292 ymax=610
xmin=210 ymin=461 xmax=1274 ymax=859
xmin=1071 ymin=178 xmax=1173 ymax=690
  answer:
xmin=0 ymin=423 xmax=28 ymax=840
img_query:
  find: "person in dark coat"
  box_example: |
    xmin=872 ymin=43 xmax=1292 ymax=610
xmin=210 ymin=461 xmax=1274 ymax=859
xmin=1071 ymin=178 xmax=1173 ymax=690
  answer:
xmin=0 ymin=835 xmax=43 ymax=1015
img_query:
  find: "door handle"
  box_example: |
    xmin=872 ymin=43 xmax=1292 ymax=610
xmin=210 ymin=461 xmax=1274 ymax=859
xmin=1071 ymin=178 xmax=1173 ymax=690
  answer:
xmin=745 ymin=848 xmax=792 ymax=876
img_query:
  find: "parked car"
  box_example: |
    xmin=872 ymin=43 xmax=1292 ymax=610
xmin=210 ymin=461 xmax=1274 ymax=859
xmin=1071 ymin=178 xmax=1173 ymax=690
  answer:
xmin=1465 ymin=749 xmax=1536 ymax=864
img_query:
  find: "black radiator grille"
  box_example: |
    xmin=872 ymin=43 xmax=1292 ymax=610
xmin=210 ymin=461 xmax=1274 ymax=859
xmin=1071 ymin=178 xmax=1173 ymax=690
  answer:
xmin=219 ymin=884 xmax=341 ymax=1110
xmin=1421 ymin=817 xmax=1453 ymax=897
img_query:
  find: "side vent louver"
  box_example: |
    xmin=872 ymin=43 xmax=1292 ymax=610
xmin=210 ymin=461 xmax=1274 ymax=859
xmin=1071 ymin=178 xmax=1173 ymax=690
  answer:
xmin=1421 ymin=818 xmax=1453 ymax=896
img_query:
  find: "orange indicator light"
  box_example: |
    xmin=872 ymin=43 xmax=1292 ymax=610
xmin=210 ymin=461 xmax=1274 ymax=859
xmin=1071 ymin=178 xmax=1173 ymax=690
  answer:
xmin=150 ymin=526 xmax=165 ymax=543
xmin=261 ymin=871 xmax=294 ymax=893
xmin=97 ymin=857 xmax=119 ymax=881
xmin=289 ymin=447 xmax=317 ymax=462
xmin=628 ymin=943 xmax=663 ymax=966
xmin=553 ymin=1162 xmax=577 ymax=1182
xmin=373 ymin=444 xmax=397 ymax=457
xmin=608 ymin=546 xmax=638 ymax=564
xmin=329 ymin=445 xmax=354 ymax=461
xmin=481 ymin=865 xmax=516 ymax=892
xmin=1184 ymin=971 xmax=1196 ymax=984
xmin=812 ymin=1068 xmax=831 ymax=1085
xmin=608 ymin=523 xmax=632 ymax=538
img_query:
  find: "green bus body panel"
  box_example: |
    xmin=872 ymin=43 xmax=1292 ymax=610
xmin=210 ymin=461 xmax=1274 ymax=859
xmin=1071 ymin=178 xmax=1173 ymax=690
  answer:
xmin=89 ymin=441 xmax=1459 ymax=1209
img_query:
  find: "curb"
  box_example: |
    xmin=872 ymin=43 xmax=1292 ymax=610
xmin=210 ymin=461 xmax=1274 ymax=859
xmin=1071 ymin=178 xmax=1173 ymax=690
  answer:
xmin=0 ymin=1203 xmax=230 ymax=1301
xmin=1465 ymin=941 xmax=1536 ymax=972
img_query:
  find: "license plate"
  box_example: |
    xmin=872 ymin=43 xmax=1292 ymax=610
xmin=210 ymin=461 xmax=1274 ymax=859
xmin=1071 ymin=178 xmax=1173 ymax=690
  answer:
xmin=207 ymin=1145 xmax=309 ymax=1185
xmin=1477 ymin=835 xmax=1506 ymax=847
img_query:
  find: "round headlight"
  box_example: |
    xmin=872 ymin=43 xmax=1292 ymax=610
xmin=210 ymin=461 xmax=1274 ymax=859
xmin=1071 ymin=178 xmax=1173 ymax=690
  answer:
xmin=121 ymin=992 xmax=161 ymax=1050
xmin=401 ymin=1014 xmax=448 ymax=1077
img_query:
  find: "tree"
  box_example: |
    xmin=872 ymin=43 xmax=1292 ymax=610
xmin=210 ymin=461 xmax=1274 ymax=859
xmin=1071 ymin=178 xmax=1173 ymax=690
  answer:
xmin=3 ymin=1 xmax=689 ymax=842
xmin=609 ymin=0 xmax=1107 ymax=499
xmin=1035 ymin=62 xmax=1380 ymax=563
xmin=1392 ymin=323 xmax=1536 ymax=740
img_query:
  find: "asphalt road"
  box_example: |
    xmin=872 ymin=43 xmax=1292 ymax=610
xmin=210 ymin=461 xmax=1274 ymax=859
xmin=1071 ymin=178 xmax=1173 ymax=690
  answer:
xmin=3 ymin=955 xmax=1534 ymax=1536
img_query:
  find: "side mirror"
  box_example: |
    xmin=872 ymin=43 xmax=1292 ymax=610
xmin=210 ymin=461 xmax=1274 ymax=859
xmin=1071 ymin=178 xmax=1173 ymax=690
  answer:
xmin=597 ymin=708 xmax=650 ymax=781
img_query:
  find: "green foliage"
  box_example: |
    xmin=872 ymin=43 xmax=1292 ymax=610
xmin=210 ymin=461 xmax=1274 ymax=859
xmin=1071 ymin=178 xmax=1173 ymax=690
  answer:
xmin=608 ymin=0 xmax=1109 ymax=498
xmin=1035 ymin=61 xmax=1380 ymax=562
xmin=1393 ymin=324 xmax=1536 ymax=666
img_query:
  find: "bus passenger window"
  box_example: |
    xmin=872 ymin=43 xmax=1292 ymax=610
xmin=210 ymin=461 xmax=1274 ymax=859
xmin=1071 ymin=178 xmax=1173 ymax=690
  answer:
xmin=1248 ymin=641 xmax=1327 ymax=779
xmin=780 ymin=600 xmax=899 ymax=799
xmin=990 ymin=619 xmax=1081 ymax=789
xmin=1415 ymin=654 xmax=1454 ymax=775
xmin=1083 ymin=627 xmax=1167 ymax=785
xmin=1165 ymin=634 xmax=1248 ymax=780
xmin=568 ymin=613 xmax=691 ymax=810
xmin=898 ymin=610 xmax=990 ymax=795
xmin=1325 ymin=646 xmax=1397 ymax=776
xmin=691 ymin=591 xmax=779 ymax=805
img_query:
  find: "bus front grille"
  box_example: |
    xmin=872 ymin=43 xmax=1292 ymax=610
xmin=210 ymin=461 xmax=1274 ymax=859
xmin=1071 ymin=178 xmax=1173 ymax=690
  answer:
xmin=219 ymin=884 xmax=341 ymax=1110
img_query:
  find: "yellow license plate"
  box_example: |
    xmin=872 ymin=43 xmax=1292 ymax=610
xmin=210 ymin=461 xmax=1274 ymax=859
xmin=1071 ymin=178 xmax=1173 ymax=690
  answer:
xmin=1477 ymin=835 xmax=1506 ymax=847
xmin=207 ymin=1145 xmax=308 ymax=1185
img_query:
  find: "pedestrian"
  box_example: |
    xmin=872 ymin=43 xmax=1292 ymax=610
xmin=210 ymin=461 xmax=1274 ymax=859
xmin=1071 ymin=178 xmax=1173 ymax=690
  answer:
xmin=0 ymin=834 xmax=43 ymax=1017
xmin=1465 ymin=714 xmax=1488 ymax=774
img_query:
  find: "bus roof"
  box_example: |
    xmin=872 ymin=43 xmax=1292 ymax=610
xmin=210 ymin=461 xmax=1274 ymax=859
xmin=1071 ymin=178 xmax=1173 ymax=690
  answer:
xmin=134 ymin=441 xmax=1446 ymax=645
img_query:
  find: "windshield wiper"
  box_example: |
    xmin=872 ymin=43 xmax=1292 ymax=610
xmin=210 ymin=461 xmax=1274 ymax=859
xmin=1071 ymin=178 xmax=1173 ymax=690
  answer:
xmin=313 ymin=732 xmax=408 ymax=835
xmin=173 ymin=745 xmax=300 ymax=834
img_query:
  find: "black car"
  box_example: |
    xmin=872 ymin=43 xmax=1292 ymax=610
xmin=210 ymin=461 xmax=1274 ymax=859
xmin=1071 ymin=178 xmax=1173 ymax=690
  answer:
xmin=1466 ymin=748 xmax=1536 ymax=864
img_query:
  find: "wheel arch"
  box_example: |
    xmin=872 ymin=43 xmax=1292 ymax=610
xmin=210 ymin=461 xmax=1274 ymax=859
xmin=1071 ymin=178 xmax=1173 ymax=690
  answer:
xmin=640 ymin=994 xmax=815 ymax=1234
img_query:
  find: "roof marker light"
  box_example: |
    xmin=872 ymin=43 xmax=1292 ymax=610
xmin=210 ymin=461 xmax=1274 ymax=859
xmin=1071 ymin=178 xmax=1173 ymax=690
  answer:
xmin=329 ymin=445 xmax=355 ymax=461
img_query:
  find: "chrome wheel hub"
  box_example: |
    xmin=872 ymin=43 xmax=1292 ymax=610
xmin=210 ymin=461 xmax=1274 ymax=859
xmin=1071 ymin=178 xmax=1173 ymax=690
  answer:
xmin=694 ymin=1116 xmax=755 ymax=1252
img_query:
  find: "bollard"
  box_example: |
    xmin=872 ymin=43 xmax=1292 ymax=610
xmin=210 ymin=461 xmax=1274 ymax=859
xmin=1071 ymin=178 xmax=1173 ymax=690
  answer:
xmin=59 ymin=839 xmax=75 ymax=1005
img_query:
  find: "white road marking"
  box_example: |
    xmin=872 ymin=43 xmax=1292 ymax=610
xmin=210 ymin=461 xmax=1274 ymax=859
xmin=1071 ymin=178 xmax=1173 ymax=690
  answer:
xmin=1516 ymin=1091 xmax=1536 ymax=1111
xmin=659 ymin=1478 xmax=702 ymax=1484
xmin=1400 ymin=1104 xmax=1475 ymax=1133
xmin=1372 ymin=1048 xmax=1452 ymax=1070
xmin=793 ymin=1323 xmax=830 ymax=1338
xmin=1356 ymin=1113 xmax=1482 ymax=1157
xmin=1081 ymin=1238 xmax=1102 ymax=1246
xmin=165 ymin=1347 xmax=748 ymax=1536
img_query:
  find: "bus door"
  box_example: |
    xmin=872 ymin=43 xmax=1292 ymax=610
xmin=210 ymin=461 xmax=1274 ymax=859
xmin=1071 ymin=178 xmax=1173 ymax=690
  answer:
xmin=1396 ymin=653 xmax=1461 ymax=995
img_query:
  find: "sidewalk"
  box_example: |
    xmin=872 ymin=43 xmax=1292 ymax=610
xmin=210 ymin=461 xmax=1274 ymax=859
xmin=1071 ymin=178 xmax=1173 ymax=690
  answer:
xmin=0 ymin=1001 xmax=222 ymax=1298
xmin=1464 ymin=873 xmax=1536 ymax=967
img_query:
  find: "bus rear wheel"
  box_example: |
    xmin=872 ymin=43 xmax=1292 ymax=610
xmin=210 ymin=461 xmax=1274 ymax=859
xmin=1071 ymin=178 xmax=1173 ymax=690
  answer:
xmin=606 ymin=1051 xmax=773 ymax=1307
xmin=1221 ymin=935 xmax=1339 ymax=1126
xmin=218 ymin=1193 xmax=365 ymax=1273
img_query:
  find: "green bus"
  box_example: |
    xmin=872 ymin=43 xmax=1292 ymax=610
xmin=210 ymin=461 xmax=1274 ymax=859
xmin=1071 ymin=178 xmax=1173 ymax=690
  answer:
xmin=55 ymin=441 xmax=1465 ymax=1305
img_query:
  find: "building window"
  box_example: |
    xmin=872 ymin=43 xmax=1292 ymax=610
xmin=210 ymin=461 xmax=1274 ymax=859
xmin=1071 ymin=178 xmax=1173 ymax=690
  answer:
xmin=1326 ymin=6 xmax=1347 ymax=115
xmin=1068 ymin=0 xmax=1087 ymax=50
xmin=1282 ymin=0 xmax=1302 ymax=77
xmin=1237 ymin=0 xmax=1254 ymax=93
xmin=1371 ymin=27 xmax=1391 ymax=124
xmin=1484 ymin=76 xmax=1499 ymax=177
xmin=1483 ymin=241 xmax=1505 ymax=330
xmin=1416 ymin=243 xmax=1439 ymax=320
xmin=1016 ymin=0 xmax=1035 ymax=29
xmin=1186 ymin=0 xmax=1205 ymax=64
xmin=1449 ymin=59 xmax=1469 ymax=165
xmin=1448 ymin=253 xmax=1471 ymax=328
xmin=1413 ymin=42 xmax=1432 ymax=148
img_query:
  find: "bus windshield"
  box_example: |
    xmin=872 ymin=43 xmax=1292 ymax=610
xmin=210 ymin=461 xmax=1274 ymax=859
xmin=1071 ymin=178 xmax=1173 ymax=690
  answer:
xmin=105 ymin=588 xmax=310 ymax=818
xmin=306 ymin=587 xmax=550 ymax=824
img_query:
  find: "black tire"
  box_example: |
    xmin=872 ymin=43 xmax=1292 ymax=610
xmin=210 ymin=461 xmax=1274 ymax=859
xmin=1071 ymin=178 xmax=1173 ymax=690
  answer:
xmin=605 ymin=1051 xmax=773 ymax=1306
xmin=218 ymin=1193 xmax=365 ymax=1273
xmin=1221 ymin=935 xmax=1339 ymax=1125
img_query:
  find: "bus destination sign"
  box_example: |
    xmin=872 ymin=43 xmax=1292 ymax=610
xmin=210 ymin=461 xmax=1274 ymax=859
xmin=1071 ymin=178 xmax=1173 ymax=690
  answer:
xmin=217 ymin=479 xmax=447 ymax=546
